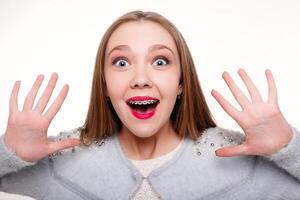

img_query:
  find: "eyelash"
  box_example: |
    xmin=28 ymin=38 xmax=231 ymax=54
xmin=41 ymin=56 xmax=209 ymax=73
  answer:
xmin=112 ymin=56 xmax=128 ymax=67
xmin=154 ymin=56 xmax=170 ymax=66
xmin=111 ymin=56 xmax=170 ymax=68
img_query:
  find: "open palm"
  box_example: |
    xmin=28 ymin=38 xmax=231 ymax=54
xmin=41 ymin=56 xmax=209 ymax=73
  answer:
xmin=4 ymin=73 xmax=80 ymax=162
xmin=212 ymin=69 xmax=292 ymax=157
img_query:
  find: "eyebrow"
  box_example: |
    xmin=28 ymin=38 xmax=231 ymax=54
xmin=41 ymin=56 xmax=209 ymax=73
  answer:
xmin=106 ymin=44 xmax=175 ymax=58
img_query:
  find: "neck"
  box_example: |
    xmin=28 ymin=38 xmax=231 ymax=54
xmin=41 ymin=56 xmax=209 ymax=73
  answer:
xmin=117 ymin=120 xmax=183 ymax=160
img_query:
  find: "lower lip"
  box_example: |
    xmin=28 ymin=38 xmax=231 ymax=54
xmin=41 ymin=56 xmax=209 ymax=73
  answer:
xmin=129 ymin=106 xmax=157 ymax=120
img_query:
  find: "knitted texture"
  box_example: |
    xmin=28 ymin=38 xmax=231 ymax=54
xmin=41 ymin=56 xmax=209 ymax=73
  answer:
xmin=130 ymin=139 xmax=183 ymax=199
xmin=0 ymin=135 xmax=36 ymax=176
xmin=263 ymin=125 xmax=300 ymax=180
xmin=0 ymin=126 xmax=299 ymax=199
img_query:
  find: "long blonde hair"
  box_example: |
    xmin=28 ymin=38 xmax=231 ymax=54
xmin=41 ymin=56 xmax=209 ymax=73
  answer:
xmin=80 ymin=10 xmax=216 ymax=145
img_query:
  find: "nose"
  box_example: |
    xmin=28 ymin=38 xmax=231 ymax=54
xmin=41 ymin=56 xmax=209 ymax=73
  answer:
xmin=130 ymin=66 xmax=153 ymax=89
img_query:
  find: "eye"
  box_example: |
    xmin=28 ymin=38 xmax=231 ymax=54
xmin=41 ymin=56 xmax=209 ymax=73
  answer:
xmin=153 ymin=57 xmax=169 ymax=66
xmin=112 ymin=57 xmax=129 ymax=68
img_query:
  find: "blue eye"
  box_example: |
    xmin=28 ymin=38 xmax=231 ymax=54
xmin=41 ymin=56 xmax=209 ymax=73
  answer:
xmin=112 ymin=57 xmax=129 ymax=68
xmin=153 ymin=57 xmax=169 ymax=66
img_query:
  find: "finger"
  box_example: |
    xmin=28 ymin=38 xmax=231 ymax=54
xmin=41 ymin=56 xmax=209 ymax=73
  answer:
xmin=237 ymin=69 xmax=263 ymax=103
xmin=222 ymin=71 xmax=251 ymax=109
xmin=44 ymin=84 xmax=69 ymax=121
xmin=265 ymin=69 xmax=278 ymax=104
xmin=47 ymin=138 xmax=80 ymax=155
xmin=9 ymin=80 xmax=21 ymax=113
xmin=211 ymin=89 xmax=240 ymax=119
xmin=215 ymin=144 xmax=248 ymax=157
xmin=23 ymin=74 xmax=44 ymax=111
xmin=34 ymin=73 xmax=58 ymax=113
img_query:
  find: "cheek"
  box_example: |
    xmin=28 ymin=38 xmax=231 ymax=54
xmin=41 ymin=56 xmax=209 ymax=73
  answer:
xmin=105 ymin=72 xmax=128 ymax=98
xmin=153 ymin=71 xmax=181 ymax=98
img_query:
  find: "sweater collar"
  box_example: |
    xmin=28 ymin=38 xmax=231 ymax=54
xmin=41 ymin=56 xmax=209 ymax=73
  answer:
xmin=112 ymin=133 xmax=190 ymax=178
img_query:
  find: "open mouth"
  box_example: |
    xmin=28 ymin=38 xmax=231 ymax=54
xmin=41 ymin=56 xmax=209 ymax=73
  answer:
xmin=126 ymin=99 xmax=159 ymax=113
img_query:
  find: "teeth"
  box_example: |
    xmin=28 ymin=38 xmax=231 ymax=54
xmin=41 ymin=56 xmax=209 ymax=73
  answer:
xmin=128 ymin=99 xmax=158 ymax=105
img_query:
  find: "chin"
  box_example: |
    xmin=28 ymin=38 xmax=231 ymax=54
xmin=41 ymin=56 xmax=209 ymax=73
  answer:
xmin=127 ymin=125 xmax=160 ymax=138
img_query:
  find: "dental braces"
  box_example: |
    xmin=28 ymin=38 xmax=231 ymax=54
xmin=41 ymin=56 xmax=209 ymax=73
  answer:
xmin=128 ymin=99 xmax=158 ymax=105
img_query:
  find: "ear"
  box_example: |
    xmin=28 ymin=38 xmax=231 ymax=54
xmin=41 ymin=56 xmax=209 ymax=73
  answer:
xmin=178 ymin=84 xmax=183 ymax=95
xmin=104 ymin=90 xmax=110 ymax=101
xmin=104 ymin=85 xmax=109 ymax=97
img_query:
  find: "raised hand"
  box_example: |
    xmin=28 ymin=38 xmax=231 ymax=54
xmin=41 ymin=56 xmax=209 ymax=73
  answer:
xmin=211 ymin=69 xmax=292 ymax=157
xmin=4 ymin=73 xmax=80 ymax=162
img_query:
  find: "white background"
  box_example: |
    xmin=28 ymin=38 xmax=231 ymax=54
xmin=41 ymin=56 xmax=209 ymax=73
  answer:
xmin=0 ymin=0 xmax=299 ymax=137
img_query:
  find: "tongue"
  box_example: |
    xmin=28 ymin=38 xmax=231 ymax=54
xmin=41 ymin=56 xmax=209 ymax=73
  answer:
xmin=134 ymin=105 xmax=156 ymax=114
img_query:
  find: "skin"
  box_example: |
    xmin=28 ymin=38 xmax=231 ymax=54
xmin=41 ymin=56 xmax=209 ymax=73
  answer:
xmin=4 ymin=73 xmax=80 ymax=162
xmin=212 ymin=69 xmax=292 ymax=157
xmin=104 ymin=21 xmax=183 ymax=160
xmin=3 ymin=22 xmax=292 ymax=163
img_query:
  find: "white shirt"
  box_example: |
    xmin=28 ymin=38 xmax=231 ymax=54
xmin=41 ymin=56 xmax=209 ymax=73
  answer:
xmin=130 ymin=139 xmax=184 ymax=200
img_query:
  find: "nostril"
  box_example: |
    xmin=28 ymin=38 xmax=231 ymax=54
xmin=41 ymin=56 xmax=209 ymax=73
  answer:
xmin=133 ymin=83 xmax=150 ymax=88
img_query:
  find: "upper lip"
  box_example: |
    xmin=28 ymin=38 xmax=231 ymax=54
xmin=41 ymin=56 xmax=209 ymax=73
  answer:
xmin=126 ymin=96 xmax=159 ymax=102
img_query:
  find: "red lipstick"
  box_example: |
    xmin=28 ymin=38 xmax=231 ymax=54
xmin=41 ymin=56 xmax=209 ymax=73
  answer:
xmin=126 ymin=96 xmax=159 ymax=120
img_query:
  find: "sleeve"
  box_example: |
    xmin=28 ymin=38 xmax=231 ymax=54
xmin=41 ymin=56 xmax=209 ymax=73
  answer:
xmin=263 ymin=125 xmax=300 ymax=181
xmin=0 ymin=135 xmax=36 ymax=176
xmin=0 ymin=135 xmax=53 ymax=199
xmin=0 ymin=128 xmax=81 ymax=199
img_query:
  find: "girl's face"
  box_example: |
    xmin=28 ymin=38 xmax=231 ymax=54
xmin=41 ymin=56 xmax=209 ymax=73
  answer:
xmin=104 ymin=20 xmax=182 ymax=138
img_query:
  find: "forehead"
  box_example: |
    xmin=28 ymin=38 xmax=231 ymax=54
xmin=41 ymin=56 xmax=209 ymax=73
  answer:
xmin=106 ymin=20 xmax=178 ymax=54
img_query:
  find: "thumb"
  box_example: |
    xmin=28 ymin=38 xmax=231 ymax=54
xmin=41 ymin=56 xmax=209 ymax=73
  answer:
xmin=215 ymin=144 xmax=248 ymax=157
xmin=48 ymin=139 xmax=80 ymax=155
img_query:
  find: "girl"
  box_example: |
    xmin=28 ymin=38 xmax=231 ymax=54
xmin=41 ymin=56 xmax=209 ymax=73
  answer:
xmin=1 ymin=10 xmax=300 ymax=200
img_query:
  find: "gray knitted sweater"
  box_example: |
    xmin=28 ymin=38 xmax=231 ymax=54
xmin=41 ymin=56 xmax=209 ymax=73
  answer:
xmin=0 ymin=126 xmax=300 ymax=200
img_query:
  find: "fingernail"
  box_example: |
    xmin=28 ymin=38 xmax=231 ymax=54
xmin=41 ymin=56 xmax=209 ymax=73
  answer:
xmin=222 ymin=71 xmax=228 ymax=78
xmin=52 ymin=72 xmax=58 ymax=77
xmin=215 ymin=150 xmax=219 ymax=156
